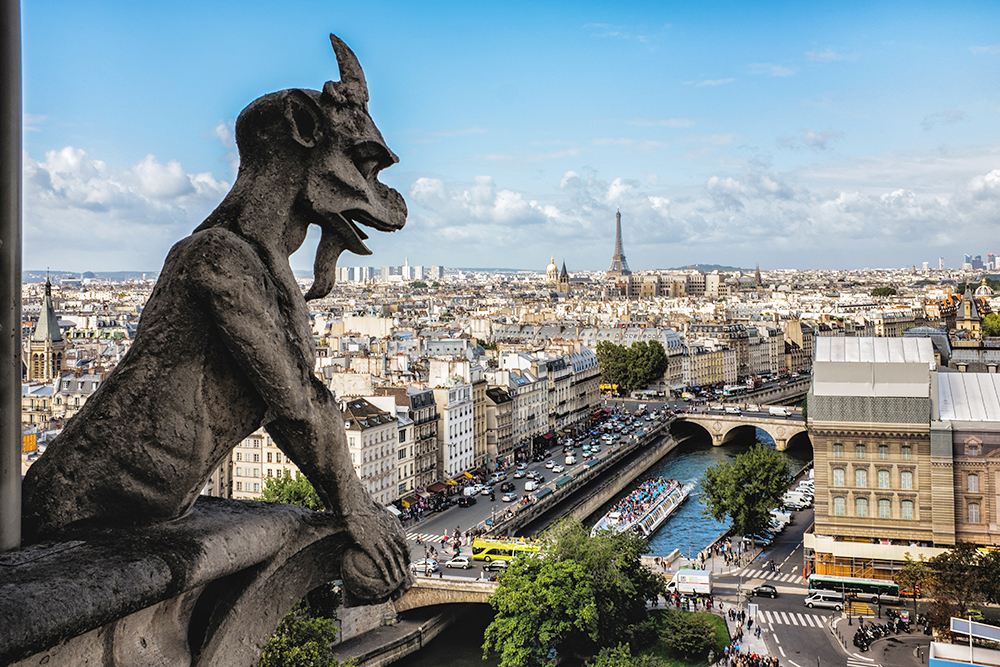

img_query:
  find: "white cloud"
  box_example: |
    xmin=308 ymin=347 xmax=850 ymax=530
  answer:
xmin=778 ymin=128 xmax=844 ymax=151
xmin=213 ymin=121 xmax=235 ymax=149
xmin=805 ymin=48 xmax=855 ymax=62
xmin=922 ymin=110 xmax=966 ymax=130
xmin=685 ymin=78 xmax=735 ymax=87
xmin=971 ymin=44 xmax=1000 ymax=55
xmin=23 ymin=114 xmax=46 ymax=132
xmin=628 ymin=118 xmax=696 ymax=128
xmin=748 ymin=63 xmax=798 ymax=77
xmin=23 ymin=146 xmax=229 ymax=271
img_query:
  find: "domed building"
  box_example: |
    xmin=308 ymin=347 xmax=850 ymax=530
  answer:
xmin=545 ymin=255 xmax=558 ymax=284
xmin=974 ymin=277 xmax=995 ymax=298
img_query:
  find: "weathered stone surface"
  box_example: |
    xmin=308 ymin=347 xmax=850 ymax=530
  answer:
xmin=20 ymin=33 xmax=411 ymax=611
xmin=1 ymin=498 xmax=367 ymax=666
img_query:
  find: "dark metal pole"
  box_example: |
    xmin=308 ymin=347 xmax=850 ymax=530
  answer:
xmin=0 ymin=0 xmax=21 ymax=551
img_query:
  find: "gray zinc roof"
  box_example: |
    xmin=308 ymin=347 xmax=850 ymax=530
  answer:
xmin=937 ymin=373 xmax=1000 ymax=422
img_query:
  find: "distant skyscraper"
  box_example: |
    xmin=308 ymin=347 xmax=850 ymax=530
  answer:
xmin=606 ymin=210 xmax=632 ymax=278
xmin=939 ymin=257 xmax=945 ymax=270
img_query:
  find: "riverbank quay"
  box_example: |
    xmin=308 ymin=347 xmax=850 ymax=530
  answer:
xmin=329 ymin=604 xmax=473 ymax=667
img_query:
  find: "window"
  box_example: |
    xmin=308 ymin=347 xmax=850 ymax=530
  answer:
xmin=901 ymin=471 xmax=913 ymax=490
xmin=969 ymin=503 xmax=980 ymax=523
xmin=901 ymin=500 xmax=914 ymax=520
xmin=879 ymin=499 xmax=891 ymax=519
xmin=236 ymin=482 xmax=243 ymax=491
xmin=236 ymin=467 xmax=243 ymax=476
xmin=856 ymin=444 xmax=866 ymax=459
xmin=833 ymin=497 xmax=846 ymax=516
xmin=253 ymin=483 xmax=260 ymax=493
xmin=901 ymin=446 xmax=912 ymax=461
xmin=878 ymin=470 xmax=890 ymax=489
xmin=855 ymin=469 xmax=868 ymax=487
xmin=236 ymin=452 xmax=242 ymax=462
xmin=833 ymin=469 xmax=845 ymax=487
xmin=969 ymin=474 xmax=979 ymax=493
xmin=833 ymin=444 xmax=844 ymax=459
xmin=253 ymin=454 xmax=260 ymax=463
xmin=267 ymin=452 xmax=272 ymax=463
xmin=879 ymin=445 xmax=889 ymax=460
xmin=267 ymin=469 xmax=273 ymax=477
xmin=856 ymin=497 xmax=868 ymax=517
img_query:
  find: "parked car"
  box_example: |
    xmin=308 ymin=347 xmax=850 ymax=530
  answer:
xmin=410 ymin=558 xmax=438 ymax=573
xmin=752 ymin=584 xmax=778 ymax=599
xmin=457 ymin=495 xmax=477 ymax=507
xmin=444 ymin=556 xmax=472 ymax=569
xmin=483 ymin=559 xmax=509 ymax=572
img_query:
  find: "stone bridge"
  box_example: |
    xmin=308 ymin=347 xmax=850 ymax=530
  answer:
xmin=678 ymin=414 xmax=809 ymax=451
xmin=393 ymin=576 xmax=496 ymax=612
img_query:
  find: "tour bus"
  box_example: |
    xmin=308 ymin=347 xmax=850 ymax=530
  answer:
xmin=807 ymin=574 xmax=900 ymax=604
xmin=471 ymin=536 xmax=543 ymax=562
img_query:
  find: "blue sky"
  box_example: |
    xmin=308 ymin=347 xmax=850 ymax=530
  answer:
xmin=22 ymin=1 xmax=1000 ymax=274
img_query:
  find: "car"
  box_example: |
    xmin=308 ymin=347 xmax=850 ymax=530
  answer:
xmin=444 ymin=556 xmax=472 ymax=569
xmin=752 ymin=584 xmax=778 ymax=599
xmin=590 ymin=445 xmax=600 ymax=453
xmin=526 ymin=470 xmax=537 ymax=479
xmin=410 ymin=558 xmax=438 ymax=573
xmin=457 ymin=495 xmax=477 ymax=507
xmin=502 ymin=493 xmax=516 ymax=502
xmin=545 ymin=460 xmax=554 ymax=469
xmin=516 ymin=462 xmax=526 ymax=470
xmin=482 ymin=559 xmax=509 ymax=572
xmin=535 ymin=474 xmax=546 ymax=483
xmin=480 ymin=486 xmax=491 ymax=495
xmin=500 ymin=482 xmax=515 ymax=492
xmin=513 ymin=470 xmax=525 ymax=479
xmin=552 ymin=464 xmax=564 ymax=473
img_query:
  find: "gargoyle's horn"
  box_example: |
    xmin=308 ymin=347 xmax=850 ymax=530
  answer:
xmin=326 ymin=33 xmax=369 ymax=105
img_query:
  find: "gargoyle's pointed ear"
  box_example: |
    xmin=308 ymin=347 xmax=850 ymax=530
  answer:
xmin=284 ymin=90 xmax=325 ymax=148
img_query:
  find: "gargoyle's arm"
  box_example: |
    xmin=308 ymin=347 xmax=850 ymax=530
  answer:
xmin=186 ymin=230 xmax=411 ymax=601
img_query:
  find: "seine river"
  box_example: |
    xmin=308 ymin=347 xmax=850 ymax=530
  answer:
xmin=395 ymin=426 xmax=813 ymax=666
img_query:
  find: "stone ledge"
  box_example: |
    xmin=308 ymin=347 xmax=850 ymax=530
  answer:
xmin=0 ymin=496 xmax=352 ymax=666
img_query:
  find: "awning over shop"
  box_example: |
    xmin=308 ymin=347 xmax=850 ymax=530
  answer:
xmin=463 ymin=471 xmax=474 ymax=479
xmin=384 ymin=504 xmax=401 ymax=516
xmin=401 ymin=495 xmax=418 ymax=507
xmin=541 ymin=432 xmax=555 ymax=439
xmin=427 ymin=482 xmax=448 ymax=493
xmin=446 ymin=478 xmax=459 ymax=485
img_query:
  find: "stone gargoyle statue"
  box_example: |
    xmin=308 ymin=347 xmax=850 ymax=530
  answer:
xmin=22 ymin=34 xmax=412 ymax=604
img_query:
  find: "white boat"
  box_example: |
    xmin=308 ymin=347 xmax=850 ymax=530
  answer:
xmin=591 ymin=477 xmax=691 ymax=538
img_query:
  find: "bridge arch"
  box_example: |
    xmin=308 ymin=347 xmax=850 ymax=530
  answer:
xmin=393 ymin=578 xmax=496 ymax=613
xmin=676 ymin=415 xmax=807 ymax=451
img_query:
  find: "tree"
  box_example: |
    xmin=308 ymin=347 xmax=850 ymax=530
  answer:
xmin=928 ymin=544 xmax=984 ymax=634
xmin=483 ymin=519 xmax=663 ymax=667
xmin=870 ymin=286 xmax=897 ymax=297
xmin=596 ymin=341 xmax=669 ymax=395
xmin=659 ymin=611 xmax=718 ymax=662
xmin=699 ymin=444 xmax=791 ymax=538
xmin=894 ymin=552 xmax=930 ymax=615
xmin=585 ymin=644 xmax=666 ymax=667
xmin=408 ymin=281 xmax=428 ymax=288
xmin=262 ymin=470 xmax=325 ymax=511
xmin=258 ymin=602 xmax=349 ymax=667
xmin=982 ymin=313 xmax=1000 ymax=338
xmin=978 ymin=549 xmax=1000 ymax=605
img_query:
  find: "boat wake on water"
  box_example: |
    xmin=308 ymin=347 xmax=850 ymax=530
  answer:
xmin=590 ymin=476 xmax=691 ymax=538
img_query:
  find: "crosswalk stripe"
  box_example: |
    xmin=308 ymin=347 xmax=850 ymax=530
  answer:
xmin=789 ymin=613 xmax=800 ymax=626
xmin=780 ymin=611 xmax=790 ymax=624
xmin=803 ymin=614 xmax=815 ymax=627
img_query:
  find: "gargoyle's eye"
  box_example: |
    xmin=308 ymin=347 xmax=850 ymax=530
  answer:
xmin=351 ymin=142 xmax=393 ymax=180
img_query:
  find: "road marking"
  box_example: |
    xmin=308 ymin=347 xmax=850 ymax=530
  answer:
xmin=780 ymin=611 xmax=791 ymax=625
xmin=802 ymin=613 xmax=815 ymax=627
xmin=778 ymin=645 xmax=786 ymax=657
xmin=851 ymin=653 xmax=875 ymax=661
xmin=787 ymin=661 xmax=802 ymax=667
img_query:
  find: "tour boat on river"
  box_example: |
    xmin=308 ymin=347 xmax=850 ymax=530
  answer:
xmin=591 ymin=477 xmax=691 ymax=538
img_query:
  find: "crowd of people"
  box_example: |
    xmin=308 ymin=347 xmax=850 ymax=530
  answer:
xmin=605 ymin=476 xmax=679 ymax=525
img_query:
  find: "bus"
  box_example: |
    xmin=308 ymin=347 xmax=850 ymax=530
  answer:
xmin=471 ymin=536 xmax=542 ymax=562
xmin=807 ymin=574 xmax=900 ymax=604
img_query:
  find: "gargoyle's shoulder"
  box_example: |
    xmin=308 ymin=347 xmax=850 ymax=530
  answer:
xmin=165 ymin=228 xmax=266 ymax=282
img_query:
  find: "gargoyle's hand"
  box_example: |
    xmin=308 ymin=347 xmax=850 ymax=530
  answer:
xmin=340 ymin=496 xmax=414 ymax=604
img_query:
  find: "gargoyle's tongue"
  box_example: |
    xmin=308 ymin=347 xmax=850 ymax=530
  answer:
xmin=303 ymin=214 xmax=372 ymax=301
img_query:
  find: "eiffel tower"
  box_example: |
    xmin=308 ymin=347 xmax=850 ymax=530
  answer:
xmin=606 ymin=209 xmax=632 ymax=278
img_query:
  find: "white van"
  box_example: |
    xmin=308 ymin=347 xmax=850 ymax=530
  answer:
xmin=782 ymin=491 xmax=810 ymax=509
xmin=725 ymin=406 xmax=741 ymax=415
xmin=524 ymin=480 xmax=537 ymax=492
xmin=769 ymin=406 xmax=792 ymax=417
xmin=565 ymin=454 xmax=577 ymax=465
xmin=804 ymin=591 xmax=844 ymax=610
